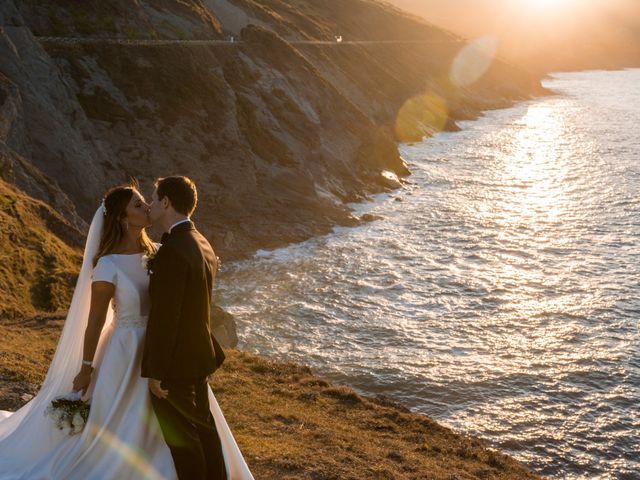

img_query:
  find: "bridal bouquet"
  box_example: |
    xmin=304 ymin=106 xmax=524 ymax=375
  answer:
xmin=44 ymin=391 xmax=90 ymax=435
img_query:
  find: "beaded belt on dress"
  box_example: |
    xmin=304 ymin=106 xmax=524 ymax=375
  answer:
xmin=115 ymin=315 xmax=149 ymax=329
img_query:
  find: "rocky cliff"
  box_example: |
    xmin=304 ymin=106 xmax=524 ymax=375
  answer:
xmin=0 ymin=0 xmax=546 ymax=318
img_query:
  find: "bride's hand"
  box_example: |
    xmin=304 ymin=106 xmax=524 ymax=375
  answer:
xmin=72 ymin=366 xmax=93 ymax=395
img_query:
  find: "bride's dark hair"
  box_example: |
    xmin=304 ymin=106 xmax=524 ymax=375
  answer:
xmin=93 ymin=181 xmax=156 ymax=266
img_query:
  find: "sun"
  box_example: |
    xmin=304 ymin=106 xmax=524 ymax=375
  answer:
xmin=516 ymin=0 xmax=577 ymax=10
xmin=525 ymin=0 xmax=556 ymax=6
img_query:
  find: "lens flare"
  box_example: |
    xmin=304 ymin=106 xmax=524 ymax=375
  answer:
xmin=450 ymin=36 xmax=498 ymax=88
xmin=395 ymin=92 xmax=449 ymax=142
xmin=82 ymin=420 xmax=167 ymax=480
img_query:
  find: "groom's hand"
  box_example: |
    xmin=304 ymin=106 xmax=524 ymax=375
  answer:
xmin=149 ymin=378 xmax=169 ymax=399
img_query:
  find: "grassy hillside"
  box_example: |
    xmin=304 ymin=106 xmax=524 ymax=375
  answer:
xmin=215 ymin=350 xmax=540 ymax=479
xmin=0 ymin=322 xmax=541 ymax=479
xmin=0 ymin=178 xmax=82 ymax=319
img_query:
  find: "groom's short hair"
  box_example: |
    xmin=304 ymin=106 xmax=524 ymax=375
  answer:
xmin=155 ymin=176 xmax=197 ymax=216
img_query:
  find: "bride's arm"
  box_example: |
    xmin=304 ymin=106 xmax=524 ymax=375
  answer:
xmin=72 ymin=281 xmax=115 ymax=394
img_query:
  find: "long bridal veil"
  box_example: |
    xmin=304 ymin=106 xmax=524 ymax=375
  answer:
xmin=0 ymin=207 xmax=115 ymax=459
xmin=0 ymin=206 xmax=255 ymax=479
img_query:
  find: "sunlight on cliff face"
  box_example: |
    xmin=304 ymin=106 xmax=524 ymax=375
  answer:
xmin=449 ymin=36 xmax=497 ymax=87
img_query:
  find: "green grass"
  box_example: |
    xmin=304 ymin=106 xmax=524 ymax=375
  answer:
xmin=0 ymin=180 xmax=82 ymax=318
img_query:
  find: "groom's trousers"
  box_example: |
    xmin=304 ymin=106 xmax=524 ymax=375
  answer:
xmin=151 ymin=375 xmax=227 ymax=480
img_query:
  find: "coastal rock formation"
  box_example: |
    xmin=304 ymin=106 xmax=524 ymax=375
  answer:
xmin=0 ymin=0 xmax=545 ymax=317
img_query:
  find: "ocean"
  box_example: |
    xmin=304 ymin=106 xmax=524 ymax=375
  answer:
xmin=217 ymin=69 xmax=640 ymax=478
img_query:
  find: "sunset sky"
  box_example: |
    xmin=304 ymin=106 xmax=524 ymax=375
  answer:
xmin=388 ymin=0 xmax=640 ymax=71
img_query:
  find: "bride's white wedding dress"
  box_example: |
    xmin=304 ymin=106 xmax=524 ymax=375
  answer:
xmin=0 ymin=208 xmax=253 ymax=480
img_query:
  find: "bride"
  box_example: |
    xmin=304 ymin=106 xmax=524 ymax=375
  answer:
xmin=0 ymin=182 xmax=253 ymax=479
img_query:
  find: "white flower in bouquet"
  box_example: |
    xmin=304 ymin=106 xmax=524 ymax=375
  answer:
xmin=72 ymin=411 xmax=85 ymax=432
xmin=44 ymin=405 xmax=64 ymax=428
xmin=53 ymin=409 xmax=65 ymax=425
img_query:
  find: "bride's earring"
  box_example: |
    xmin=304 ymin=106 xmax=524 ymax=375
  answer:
xmin=122 ymin=220 xmax=129 ymax=232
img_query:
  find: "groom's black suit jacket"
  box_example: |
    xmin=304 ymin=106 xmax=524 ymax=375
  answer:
xmin=141 ymin=221 xmax=225 ymax=381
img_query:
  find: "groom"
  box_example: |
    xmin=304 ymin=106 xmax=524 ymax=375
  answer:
xmin=142 ymin=176 xmax=227 ymax=480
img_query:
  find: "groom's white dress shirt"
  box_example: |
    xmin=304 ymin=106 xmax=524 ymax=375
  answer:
xmin=168 ymin=218 xmax=191 ymax=234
